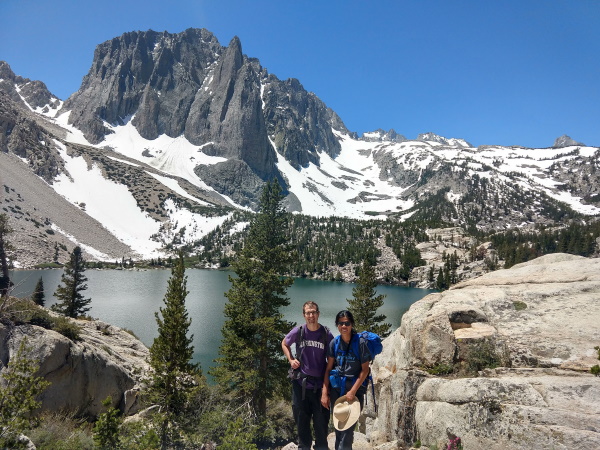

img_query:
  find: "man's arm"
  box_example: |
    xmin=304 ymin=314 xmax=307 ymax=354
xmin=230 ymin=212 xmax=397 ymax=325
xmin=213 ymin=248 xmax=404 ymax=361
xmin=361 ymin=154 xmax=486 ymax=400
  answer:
xmin=281 ymin=337 xmax=300 ymax=369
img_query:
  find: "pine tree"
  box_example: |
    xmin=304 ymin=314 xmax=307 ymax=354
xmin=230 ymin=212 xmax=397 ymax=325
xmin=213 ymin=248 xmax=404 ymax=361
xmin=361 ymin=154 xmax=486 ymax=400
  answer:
xmin=210 ymin=179 xmax=294 ymax=424
xmin=347 ymin=259 xmax=391 ymax=337
xmin=147 ymin=252 xmax=200 ymax=449
xmin=0 ymin=214 xmax=14 ymax=298
xmin=0 ymin=338 xmax=51 ymax=447
xmin=32 ymin=277 xmax=45 ymax=307
xmin=52 ymin=246 xmax=91 ymax=318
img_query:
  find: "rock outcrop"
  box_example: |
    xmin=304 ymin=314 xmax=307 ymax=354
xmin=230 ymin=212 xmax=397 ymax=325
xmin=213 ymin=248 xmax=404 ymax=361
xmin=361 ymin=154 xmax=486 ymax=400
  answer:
xmin=367 ymin=253 xmax=600 ymax=449
xmin=0 ymin=316 xmax=149 ymax=417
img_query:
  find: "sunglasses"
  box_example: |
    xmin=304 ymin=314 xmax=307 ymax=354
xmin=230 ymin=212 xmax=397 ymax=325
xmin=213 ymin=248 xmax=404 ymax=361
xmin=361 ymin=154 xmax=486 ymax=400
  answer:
xmin=337 ymin=321 xmax=352 ymax=327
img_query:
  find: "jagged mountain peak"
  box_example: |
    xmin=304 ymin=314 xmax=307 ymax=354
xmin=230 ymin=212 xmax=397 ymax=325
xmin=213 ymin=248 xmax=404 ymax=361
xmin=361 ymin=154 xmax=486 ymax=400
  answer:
xmin=553 ymin=134 xmax=584 ymax=148
xmin=58 ymin=28 xmax=348 ymax=207
xmin=417 ymin=132 xmax=472 ymax=148
xmin=0 ymin=60 xmax=62 ymax=116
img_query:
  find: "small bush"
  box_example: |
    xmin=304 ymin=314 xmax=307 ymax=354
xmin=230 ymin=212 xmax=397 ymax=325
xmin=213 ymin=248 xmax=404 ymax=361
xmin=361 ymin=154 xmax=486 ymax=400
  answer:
xmin=591 ymin=365 xmax=600 ymax=377
xmin=513 ymin=301 xmax=527 ymax=311
xmin=465 ymin=339 xmax=503 ymax=375
xmin=27 ymin=413 xmax=95 ymax=450
xmin=51 ymin=316 xmax=81 ymax=341
xmin=426 ymin=363 xmax=454 ymax=376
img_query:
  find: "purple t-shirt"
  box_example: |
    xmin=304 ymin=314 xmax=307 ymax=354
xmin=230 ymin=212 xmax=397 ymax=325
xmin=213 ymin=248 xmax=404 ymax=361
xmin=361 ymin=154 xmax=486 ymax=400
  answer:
xmin=285 ymin=325 xmax=334 ymax=388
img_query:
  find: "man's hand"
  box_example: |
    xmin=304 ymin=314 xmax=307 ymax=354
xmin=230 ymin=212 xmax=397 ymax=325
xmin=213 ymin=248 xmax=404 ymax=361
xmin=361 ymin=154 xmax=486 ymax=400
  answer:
xmin=290 ymin=358 xmax=300 ymax=369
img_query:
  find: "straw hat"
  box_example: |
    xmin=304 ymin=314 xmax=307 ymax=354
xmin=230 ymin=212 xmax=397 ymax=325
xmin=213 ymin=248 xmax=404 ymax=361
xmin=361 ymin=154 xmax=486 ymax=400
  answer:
xmin=332 ymin=396 xmax=361 ymax=431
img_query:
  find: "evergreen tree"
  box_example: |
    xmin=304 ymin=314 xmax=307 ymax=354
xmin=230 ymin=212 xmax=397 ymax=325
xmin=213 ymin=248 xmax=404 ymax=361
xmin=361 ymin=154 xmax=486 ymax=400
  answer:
xmin=93 ymin=396 xmax=122 ymax=449
xmin=0 ymin=338 xmax=51 ymax=447
xmin=0 ymin=214 xmax=14 ymax=298
xmin=32 ymin=277 xmax=45 ymax=307
xmin=347 ymin=259 xmax=391 ymax=337
xmin=211 ymin=179 xmax=294 ymax=424
xmin=147 ymin=252 xmax=200 ymax=449
xmin=52 ymin=246 xmax=91 ymax=318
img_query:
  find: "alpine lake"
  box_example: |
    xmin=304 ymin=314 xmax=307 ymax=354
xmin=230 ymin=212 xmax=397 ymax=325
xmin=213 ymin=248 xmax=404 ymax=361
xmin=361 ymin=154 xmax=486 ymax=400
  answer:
xmin=9 ymin=268 xmax=436 ymax=374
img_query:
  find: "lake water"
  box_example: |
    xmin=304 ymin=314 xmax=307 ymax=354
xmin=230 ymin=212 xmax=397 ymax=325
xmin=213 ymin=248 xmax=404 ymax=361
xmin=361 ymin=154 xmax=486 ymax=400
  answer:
xmin=9 ymin=269 xmax=435 ymax=373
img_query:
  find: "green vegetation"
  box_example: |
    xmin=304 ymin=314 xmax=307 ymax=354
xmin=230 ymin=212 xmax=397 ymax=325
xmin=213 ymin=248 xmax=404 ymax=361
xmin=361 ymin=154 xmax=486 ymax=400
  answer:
xmin=52 ymin=246 xmax=91 ymax=318
xmin=591 ymin=346 xmax=600 ymax=377
xmin=347 ymin=259 xmax=392 ymax=337
xmin=489 ymin=222 xmax=600 ymax=269
xmin=32 ymin=276 xmax=45 ymax=306
xmin=146 ymin=252 xmax=202 ymax=449
xmin=426 ymin=363 xmax=454 ymax=376
xmin=463 ymin=339 xmax=509 ymax=375
xmin=513 ymin=300 xmax=528 ymax=311
xmin=0 ymin=339 xmax=51 ymax=448
xmin=210 ymin=179 xmax=294 ymax=445
xmin=93 ymin=397 xmax=122 ymax=449
xmin=0 ymin=213 xmax=14 ymax=298
xmin=1 ymin=297 xmax=81 ymax=340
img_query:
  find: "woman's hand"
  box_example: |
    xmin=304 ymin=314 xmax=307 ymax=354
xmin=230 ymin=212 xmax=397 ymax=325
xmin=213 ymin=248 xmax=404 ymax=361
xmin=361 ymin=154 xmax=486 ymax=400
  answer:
xmin=321 ymin=392 xmax=330 ymax=409
xmin=289 ymin=358 xmax=300 ymax=369
xmin=345 ymin=391 xmax=356 ymax=402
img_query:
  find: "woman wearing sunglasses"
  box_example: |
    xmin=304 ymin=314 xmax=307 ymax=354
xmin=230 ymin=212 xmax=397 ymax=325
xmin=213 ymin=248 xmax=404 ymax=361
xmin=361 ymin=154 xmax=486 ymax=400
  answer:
xmin=321 ymin=310 xmax=371 ymax=449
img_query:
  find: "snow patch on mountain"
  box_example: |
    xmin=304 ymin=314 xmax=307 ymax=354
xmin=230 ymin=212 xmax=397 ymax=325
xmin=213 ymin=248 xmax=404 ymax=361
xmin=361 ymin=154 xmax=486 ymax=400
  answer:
xmin=99 ymin=117 xmax=227 ymax=193
xmin=158 ymin=199 xmax=232 ymax=245
xmin=52 ymin=140 xmax=164 ymax=258
xmin=50 ymin=223 xmax=111 ymax=260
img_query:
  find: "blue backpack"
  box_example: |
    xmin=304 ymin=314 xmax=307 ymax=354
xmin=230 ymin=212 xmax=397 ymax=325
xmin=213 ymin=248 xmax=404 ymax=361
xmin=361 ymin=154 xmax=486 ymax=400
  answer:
xmin=330 ymin=331 xmax=383 ymax=411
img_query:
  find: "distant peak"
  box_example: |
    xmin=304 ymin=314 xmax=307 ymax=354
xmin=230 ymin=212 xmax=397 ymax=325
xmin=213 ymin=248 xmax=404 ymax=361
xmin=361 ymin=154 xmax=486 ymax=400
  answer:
xmin=553 ymin=135 xmax=584 ymax=148
xmin=417 ymin=132 xmax=472 ymax=148
xmin=361 ymin=129 xmax=407 ymax=143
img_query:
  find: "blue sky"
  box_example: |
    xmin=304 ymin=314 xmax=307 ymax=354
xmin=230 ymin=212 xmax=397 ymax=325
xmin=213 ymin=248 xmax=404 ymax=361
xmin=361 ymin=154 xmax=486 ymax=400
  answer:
xmin=1 ymin=0 xmax=598 ymax=148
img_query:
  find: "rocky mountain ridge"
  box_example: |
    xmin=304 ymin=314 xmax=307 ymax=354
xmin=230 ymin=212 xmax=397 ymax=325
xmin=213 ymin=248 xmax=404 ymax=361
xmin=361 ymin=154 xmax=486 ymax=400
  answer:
xmin=1 ymin=28 xmax=599 ymax=268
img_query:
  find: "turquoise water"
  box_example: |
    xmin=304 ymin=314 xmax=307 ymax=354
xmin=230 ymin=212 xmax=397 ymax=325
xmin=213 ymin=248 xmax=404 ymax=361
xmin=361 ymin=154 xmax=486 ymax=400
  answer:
xmin=10 ymin=269 xmax=435 ymax=372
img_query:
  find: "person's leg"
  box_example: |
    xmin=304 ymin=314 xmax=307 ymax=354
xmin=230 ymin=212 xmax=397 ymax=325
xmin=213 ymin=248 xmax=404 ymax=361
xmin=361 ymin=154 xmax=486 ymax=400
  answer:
xmin=309 ymin=388 xmax=330 ymax=450
xmin=332 ymin=391 xmax=365 ymax=450
xmin=329 ymin=388 xmax=342 ymax=449
xmin=292 ymin=381 xmax=313 ymax=450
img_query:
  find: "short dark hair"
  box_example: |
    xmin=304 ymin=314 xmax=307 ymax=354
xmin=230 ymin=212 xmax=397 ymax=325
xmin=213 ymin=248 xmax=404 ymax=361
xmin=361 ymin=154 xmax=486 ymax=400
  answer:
xmin=335 ymin=310 xmax=355 ymax=327
xmin=303 ymin=301 xmax=319 ymax=314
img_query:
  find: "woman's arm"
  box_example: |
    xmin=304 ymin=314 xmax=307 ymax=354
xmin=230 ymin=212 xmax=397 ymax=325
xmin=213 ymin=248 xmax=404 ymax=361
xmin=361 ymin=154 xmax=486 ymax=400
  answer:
xmin=321 ymin=356 xmax=335 ymax=409
xmin=345 ymin=360 xmax=370 ymax=402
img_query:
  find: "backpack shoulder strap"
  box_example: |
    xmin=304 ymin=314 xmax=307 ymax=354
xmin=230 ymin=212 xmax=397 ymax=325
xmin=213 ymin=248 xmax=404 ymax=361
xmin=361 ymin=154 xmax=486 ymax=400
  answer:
xmin=295 ymin=325 xmax=305 ymax=361
xmin=320 ymin=325 xmax=329 ymax=346
xmin=351 ymin=332 xmax=362 ymax=360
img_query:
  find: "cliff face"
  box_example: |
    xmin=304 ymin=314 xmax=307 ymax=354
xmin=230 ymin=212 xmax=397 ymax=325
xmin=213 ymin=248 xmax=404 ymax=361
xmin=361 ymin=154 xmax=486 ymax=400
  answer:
xmin=368 ymin=253 xmax=600 ymax=449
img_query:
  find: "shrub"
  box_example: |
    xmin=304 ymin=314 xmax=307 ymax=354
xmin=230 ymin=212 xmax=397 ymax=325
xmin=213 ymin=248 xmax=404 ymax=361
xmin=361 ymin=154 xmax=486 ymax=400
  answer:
xmin=27 ymin=413 xmax=95 ymax=450
xmin=465 ymin=339 xmax=504 ymax=375
xmin=513 ymin=300 xmax=527 ymax=311
xmin=93 ymin=396 xmax=122 ymax=449
xmin=51 ymin=316 xmax=81 ymax=341
xmin=427 ymin=363 xmax=454 ymax=376
xmin=0 ymin=298 xmax=81 ymax=341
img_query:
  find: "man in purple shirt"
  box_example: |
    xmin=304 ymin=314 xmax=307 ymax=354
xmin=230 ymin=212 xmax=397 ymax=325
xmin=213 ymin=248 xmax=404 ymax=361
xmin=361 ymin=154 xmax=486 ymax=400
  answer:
xmin=282 ymin=301 xmax=334 ymax=450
